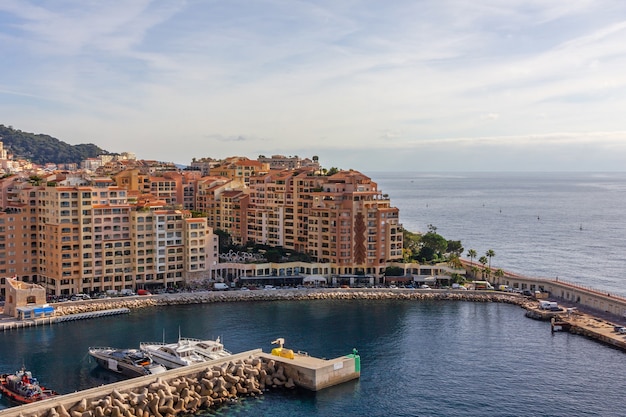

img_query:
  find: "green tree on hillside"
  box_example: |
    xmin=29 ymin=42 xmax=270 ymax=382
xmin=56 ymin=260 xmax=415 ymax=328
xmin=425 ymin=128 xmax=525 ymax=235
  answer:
xmin=0 ymin=124 xmax=108 ymax=164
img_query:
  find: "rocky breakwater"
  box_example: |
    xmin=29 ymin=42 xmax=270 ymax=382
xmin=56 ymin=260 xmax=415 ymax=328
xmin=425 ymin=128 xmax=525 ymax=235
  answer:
xmin=53 ymin=289 xmax=531 ymax=316
xmin=23 ymin=356 xmax=294 ymax=417
xmin=53 ymin=298 xmax=158 ymax=316
xmin=153 ymin=289 xmax=531 ymax=308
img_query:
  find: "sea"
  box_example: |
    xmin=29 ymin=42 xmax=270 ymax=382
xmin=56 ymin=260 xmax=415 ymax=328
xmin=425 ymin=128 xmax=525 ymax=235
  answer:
xmin=1 ymin=172 xmax=625 ymax=416
xmin=373 ymin=171 xmax=626 ymax=297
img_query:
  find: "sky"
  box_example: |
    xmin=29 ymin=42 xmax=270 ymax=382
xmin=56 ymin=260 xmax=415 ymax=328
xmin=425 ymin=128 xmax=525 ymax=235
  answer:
xmin=2 ymin=0 xmax=626 ymax=172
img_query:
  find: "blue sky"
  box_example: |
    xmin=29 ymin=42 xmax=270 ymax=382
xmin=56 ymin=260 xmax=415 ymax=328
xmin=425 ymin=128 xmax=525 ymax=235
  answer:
xmin=2 ymin=0 xmax=626 ymax=171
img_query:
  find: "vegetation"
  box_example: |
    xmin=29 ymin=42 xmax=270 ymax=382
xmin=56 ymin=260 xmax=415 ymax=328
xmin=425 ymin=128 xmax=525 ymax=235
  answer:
xmin=216 ymin=230 xmax=312 ymax=263
xmin=384 ymin=266 xmax=405 ymax=277
xmin=485 ymin=249 xmax=495 ymax=268
xmin=466 ymin=249 xmax=477 ymax=266
xmin=402 ymin=224 xmax=467 ymax=265
xmin=323 ymin=167 xmax=340 ymax=176
xmin=0 ymin=124 xmax=108 ymax=165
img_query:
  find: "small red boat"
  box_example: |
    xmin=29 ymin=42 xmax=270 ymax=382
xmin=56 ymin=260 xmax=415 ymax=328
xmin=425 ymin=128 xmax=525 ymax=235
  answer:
xmin=0 ymin=367 xmax=58 ymax=404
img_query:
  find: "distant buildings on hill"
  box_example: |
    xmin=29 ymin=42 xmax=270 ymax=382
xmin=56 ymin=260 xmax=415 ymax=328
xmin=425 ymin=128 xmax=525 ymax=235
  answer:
xmin=0 ymin=143 xmax=404 ymax=298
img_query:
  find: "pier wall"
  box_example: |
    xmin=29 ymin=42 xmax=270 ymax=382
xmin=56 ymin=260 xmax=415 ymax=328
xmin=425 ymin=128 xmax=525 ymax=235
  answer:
xmin=257 ymin=352 xmax=360 ymax=391
xmin=493 ymin=275 xmax=626 ymax=318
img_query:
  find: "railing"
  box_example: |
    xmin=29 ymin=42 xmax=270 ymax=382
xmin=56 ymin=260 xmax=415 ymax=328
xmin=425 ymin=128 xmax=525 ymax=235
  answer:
xmin=460 ymin=259 xmax=626 ymax=303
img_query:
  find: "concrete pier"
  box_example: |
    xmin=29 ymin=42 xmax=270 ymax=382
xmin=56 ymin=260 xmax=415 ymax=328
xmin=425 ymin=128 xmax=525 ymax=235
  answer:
xmin=257 ymin=349 xmax=360 ymax=391
xmin=552 ymin=313 xmax=626 ymax=350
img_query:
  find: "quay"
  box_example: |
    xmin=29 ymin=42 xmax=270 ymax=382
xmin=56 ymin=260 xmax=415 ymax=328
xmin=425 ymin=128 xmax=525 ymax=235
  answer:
xmin=0 ymin=308 xmax=130 ymax=331
xmin=524 ymin=302 xmax=626 ymax=350
xmin=549 ymin=311 xmax=626 ymax=350
xmin=0 ymin=344 xmax=360 ymax=417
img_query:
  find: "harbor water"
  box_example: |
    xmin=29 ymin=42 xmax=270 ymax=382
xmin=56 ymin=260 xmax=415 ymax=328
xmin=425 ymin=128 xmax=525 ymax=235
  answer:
xmin=2 ymin=300 xmax=626 ymax=416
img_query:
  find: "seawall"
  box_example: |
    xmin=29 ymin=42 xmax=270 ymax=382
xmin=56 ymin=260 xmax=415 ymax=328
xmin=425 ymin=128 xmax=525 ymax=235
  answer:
xmin=39 ymin=289 xmax=533 ymax=318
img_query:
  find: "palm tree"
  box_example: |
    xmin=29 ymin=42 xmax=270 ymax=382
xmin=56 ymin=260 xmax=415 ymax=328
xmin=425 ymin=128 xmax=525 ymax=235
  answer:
xmin=495 ymin=268 xmax=504 ymax=284
xmin=478 ymin=256 xmax=488 ymax=279
xmin=485 ymin=249 xmax=495 ymax=269
xmin=467 ymin=249 xmax=477 ymax=267
xmin=471 ymin=266 xmax=480 ymax=279
xmin=448 ymin=254 xmax=462 ymax=269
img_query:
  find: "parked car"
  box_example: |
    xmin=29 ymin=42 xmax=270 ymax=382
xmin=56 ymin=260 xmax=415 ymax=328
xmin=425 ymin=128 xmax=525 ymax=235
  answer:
xmin=70 ymin=293 xmax=90 ymax=301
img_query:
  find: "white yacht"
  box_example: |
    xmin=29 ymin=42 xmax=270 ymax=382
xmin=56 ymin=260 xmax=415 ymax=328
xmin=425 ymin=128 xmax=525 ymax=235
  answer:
xmin=88 ymin=347 xmax=167 ymax=377
xmin=139 ymin=337 xmax=231 ymax=369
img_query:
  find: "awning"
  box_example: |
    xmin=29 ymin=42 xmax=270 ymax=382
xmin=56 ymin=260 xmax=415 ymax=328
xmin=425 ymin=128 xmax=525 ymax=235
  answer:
xmin=303 ymin=275 xmax=327 ymax=283
xmin=412 ymin=275 xmax=437 ymax=283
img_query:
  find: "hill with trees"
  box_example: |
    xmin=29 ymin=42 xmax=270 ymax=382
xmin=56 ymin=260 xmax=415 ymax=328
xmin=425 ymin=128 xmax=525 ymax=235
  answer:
xmin=0 ymin=124 xmax=109 ymax=165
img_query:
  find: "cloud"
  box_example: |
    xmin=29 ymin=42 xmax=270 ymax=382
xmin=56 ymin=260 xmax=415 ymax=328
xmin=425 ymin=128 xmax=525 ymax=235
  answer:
xmin=2 ymin=1 xmax=626 ymax=172
xmin=481 ymin=113 xmax=500 ymax=120
xmin=207 ymin=134 xmax=249 ymax=142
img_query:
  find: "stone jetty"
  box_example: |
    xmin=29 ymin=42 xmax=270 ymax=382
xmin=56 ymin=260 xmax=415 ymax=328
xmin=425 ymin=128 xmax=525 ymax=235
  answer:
xmin=0 ymin=351 xmax=303 ymax=417
xmin=50 ymin=289 xmax=532 ymax=317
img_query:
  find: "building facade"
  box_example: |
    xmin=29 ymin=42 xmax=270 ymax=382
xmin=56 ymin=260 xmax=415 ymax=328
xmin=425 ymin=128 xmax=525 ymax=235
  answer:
xmin=0 ymin=177 xmax=218 ymax=298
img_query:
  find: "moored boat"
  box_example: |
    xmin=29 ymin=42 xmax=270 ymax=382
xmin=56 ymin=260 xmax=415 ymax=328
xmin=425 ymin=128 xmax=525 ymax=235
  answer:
xmin=139 ymin=337 xmax=231 ymax=369
xmin=0 ymin=367 xmax=58 ymax=404
xmin=88 ymin=347 xmax=167 ymax=377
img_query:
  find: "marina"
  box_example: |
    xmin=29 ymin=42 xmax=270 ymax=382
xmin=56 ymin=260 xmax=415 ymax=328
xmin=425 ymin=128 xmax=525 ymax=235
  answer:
xmin=0 ymin=344 xmax=360 ymax=417
xmin=2 ymin=297 xmax=626 ymax=416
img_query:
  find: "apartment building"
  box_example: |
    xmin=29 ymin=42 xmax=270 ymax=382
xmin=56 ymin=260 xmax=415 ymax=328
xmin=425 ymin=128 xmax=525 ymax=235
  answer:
xmin=306 ymin=170 xmax=403 ymax=275
xmin=0 ymin=178 xmax=218 ymax=297
xmin=246 ymin=168 xmax=403 ymax=275
xmin=0 ymin=159 xmax=402 ymax=296
xmin=257 ymin=154 xmax=320 ymax=171
xmin=113 ymin=169 xmax=201 ymax=210
xmin=209 ymin=157 xmax=268 ymax=187
xmin=247 ymin=169 xmax=300 ymax=249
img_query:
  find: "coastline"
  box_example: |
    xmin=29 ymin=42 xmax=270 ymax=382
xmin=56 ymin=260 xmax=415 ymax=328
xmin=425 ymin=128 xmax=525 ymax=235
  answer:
xmin=50 ymin=289 xmax=533 ymax=314
xmin=3 ymin=288 xmax=626 ymax=352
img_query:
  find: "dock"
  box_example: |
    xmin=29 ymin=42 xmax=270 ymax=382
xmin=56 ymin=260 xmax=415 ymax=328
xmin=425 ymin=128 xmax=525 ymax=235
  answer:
xmin=0 ymin=308 xmax=130 ymax=331
xmin=552 ymin=313 xmax=626 ymax=350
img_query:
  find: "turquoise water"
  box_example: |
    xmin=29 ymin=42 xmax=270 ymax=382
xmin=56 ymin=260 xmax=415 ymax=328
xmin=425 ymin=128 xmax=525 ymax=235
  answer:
xmin=2 ymin=300 xmax=625 ymax=416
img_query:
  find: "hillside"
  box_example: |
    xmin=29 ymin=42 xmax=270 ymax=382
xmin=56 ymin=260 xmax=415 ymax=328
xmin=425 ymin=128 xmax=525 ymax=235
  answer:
xmin=0 ymin=124 xmax=109 ymax=165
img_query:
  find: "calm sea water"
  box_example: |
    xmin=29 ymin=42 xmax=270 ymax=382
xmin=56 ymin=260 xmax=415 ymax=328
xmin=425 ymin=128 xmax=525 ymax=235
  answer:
xmin=373 ymin=172 xmax=626 ymax=296
xmin=2 ymin=172 xmax=626 ymax=416
xmin=2 ymin=300 xmax=626 ymax=416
